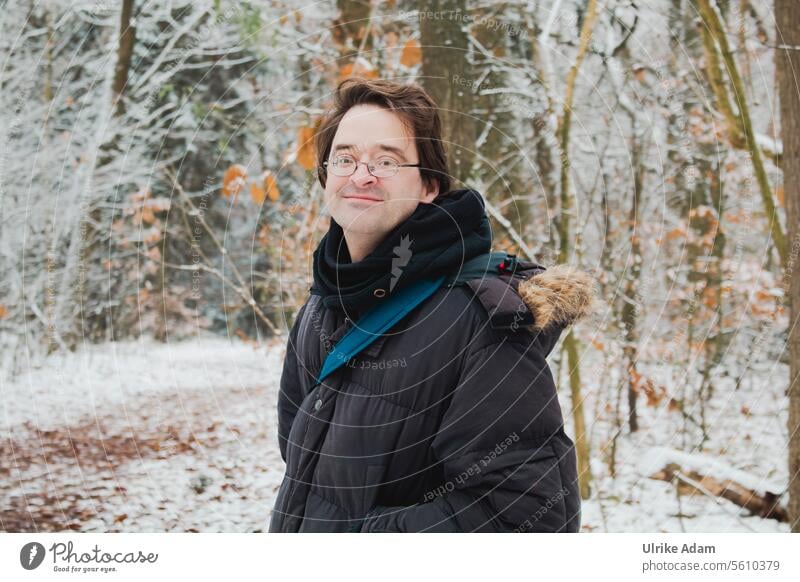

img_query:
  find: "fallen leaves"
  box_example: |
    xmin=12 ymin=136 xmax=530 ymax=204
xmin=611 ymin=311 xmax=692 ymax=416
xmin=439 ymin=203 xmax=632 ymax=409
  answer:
xmin=1 ymin=383 xmax=280 ymax=533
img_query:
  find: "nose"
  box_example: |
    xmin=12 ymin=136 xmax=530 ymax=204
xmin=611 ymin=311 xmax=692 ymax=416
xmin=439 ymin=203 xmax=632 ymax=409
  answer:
xmin=349 ymin=161 xmax=378 ymax=188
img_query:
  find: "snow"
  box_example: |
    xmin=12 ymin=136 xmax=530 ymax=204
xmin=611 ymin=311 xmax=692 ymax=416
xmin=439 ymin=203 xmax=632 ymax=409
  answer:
xmin=1 ymin=335 xmax=284 ymax=431
xmin=0 ymin=335 xmax=791 ymax=532
xmin=576 ymin=355 xmax=790 ymax=533
xmin=756 ymin=133 xmax=783 ymax=156
xmin=1 ymin=335 xmax=287 ymax=532
xmin=637 ymin=446 xmax=785 ymax=496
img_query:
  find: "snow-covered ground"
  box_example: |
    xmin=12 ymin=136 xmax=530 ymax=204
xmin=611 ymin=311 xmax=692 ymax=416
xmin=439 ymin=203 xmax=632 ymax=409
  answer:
xmin=576 ymin=357 xmax=790 ymax=533
xmin=1 ymin=335 xmax=286 ymax=532
xmin=0 ymin=336 xmax=790 ymax=532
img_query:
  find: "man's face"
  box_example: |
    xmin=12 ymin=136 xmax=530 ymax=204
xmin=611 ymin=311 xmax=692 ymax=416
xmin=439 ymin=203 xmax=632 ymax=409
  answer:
xmin=323 ymin=104 xmax=439 ymax=240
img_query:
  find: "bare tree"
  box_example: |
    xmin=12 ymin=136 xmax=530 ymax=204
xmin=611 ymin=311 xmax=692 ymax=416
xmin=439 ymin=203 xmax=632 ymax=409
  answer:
xmin=556 ymin=0 xmax=600 ymax=500
xmin=775 ymin=0 xmax=800 ymax=533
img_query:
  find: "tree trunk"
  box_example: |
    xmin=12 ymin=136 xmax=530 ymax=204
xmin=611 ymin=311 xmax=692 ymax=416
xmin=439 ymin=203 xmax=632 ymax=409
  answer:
xmin=623 ymin=113 xmax=644 ymax=433
xmin=420 ymin=0 xmax=475 ymax=188
xmin=332 ymin=0 xmax=373 ymax=70
xmin=557 ymin=0 xmax=599 ymax=501
xmin=471 ymin=7 xmax=531 ymax=235
xmin=112 ymin=0 xmax=136 ymax=116
xmin=775 ymin=0 xmax=800 ymax=533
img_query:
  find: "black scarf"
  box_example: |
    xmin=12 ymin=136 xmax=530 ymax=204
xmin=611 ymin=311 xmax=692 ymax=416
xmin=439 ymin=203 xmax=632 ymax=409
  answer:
xmin=311 ymin=188 xmax=492 ymax=316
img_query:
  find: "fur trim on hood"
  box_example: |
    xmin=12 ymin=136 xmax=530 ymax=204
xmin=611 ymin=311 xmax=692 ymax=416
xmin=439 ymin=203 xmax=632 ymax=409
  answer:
xmin=517 ymin=265 xmax=596 ymax=331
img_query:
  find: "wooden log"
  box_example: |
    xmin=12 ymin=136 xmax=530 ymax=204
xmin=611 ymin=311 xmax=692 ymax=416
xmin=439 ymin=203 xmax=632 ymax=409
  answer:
xmin=650 ymin=462 xmax=788 ymax=523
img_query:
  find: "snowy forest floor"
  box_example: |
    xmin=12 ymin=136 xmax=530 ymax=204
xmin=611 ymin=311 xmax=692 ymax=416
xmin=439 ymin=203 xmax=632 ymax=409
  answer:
xmin=0 ymin=337 xmax=790 ymax=532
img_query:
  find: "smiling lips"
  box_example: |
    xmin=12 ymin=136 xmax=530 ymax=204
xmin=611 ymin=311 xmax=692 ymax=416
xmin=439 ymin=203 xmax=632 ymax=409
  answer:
xmin=343 ymin=194 xmax=382 ymax=202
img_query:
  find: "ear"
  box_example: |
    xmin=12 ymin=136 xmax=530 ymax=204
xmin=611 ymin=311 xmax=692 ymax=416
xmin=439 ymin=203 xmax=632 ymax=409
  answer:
xmin=419 ymin=179 xmax=439 ymax=204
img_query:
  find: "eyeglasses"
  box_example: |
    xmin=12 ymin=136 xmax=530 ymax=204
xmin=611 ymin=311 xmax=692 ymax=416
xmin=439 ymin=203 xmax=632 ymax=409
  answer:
xmin=322 ymin=154 xmax=421 ymax=178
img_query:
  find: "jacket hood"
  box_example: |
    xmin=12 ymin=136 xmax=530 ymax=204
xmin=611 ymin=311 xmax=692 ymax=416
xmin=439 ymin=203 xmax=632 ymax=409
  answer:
xmin=517 ymin=264 xmax=595 ymax=331
xmin=461 ymin=260 xmax=595 ymax=339
xmin=472 ymin=261 xmax=596 ymax=358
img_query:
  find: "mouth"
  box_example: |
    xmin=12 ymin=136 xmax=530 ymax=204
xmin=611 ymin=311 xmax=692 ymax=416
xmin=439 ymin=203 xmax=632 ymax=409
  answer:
xmin=342 ymin=194 xmax=383 ymax=202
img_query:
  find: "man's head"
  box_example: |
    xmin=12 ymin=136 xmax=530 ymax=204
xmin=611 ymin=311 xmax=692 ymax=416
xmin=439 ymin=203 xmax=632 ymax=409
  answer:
xmin=315 ymin=78 xmax=450 ymax=259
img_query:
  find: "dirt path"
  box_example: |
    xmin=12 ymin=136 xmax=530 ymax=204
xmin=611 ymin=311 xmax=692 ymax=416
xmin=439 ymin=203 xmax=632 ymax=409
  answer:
xmin=1 ymin=382 xmax=285 ymax=532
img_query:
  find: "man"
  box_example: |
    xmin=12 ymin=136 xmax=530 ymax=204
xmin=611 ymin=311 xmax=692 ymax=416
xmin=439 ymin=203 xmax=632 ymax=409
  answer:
xmin=269 ymin=77 xmax=593 ymax=533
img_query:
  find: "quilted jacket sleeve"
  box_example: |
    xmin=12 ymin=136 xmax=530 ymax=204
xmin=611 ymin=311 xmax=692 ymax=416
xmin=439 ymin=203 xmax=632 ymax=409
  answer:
xmin=276 ymin=302 xmax=309 ymax=463
xmin=358 ymin=328 xmax=581 ymax=533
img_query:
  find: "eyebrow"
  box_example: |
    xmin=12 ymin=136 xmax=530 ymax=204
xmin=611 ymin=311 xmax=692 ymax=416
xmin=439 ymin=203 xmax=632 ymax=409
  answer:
xmin=332 ymin=143 xmax=409 ymax=162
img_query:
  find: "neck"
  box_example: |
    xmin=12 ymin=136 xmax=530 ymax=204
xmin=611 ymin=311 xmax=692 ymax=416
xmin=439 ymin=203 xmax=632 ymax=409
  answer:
xmin=343 ymin=231 xmax=384 ymax=263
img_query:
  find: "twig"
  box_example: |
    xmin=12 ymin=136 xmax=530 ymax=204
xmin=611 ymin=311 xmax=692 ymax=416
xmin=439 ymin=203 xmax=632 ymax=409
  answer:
xmin=162 ymin=261 xmax=278 ymax=335
xmin=164 ymin=168 xmax=279 ymax=335
xmin=28 ymin=298 xmax=69 ymax=353
xmin=482 ymin=197 xmax=537 ymax=261
xmin=767 ymin=43 xmax=800 ymax=51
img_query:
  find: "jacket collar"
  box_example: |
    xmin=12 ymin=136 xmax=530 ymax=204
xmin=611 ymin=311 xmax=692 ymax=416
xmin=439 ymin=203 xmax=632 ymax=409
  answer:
xmin=320 ymin=262 xmax=595 ymax=360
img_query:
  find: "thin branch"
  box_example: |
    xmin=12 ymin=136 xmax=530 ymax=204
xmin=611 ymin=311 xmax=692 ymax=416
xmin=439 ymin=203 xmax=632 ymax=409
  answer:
xmin=482 ymin=197 xmax=537 ymax=261
xmin=164 ymin=168 xmax=279 ymax=335
xmin=161 ymin=261 xmax=278 ymax=335
xmin=672 ymin=471 xmax=757 ymax=531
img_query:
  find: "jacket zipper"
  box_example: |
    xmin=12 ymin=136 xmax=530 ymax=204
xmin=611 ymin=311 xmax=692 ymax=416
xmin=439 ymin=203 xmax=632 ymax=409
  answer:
xmin=283 ymin=314 xmax=350 ymax=530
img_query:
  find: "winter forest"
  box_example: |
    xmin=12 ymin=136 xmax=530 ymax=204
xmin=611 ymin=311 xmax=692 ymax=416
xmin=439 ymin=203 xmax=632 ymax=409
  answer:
xmin=1 ymin=0 xmax=799 ymax=533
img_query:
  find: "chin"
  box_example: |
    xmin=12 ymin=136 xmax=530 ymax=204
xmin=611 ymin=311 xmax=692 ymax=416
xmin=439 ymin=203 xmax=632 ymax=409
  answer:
xmin=332 ymin=212 xmax=384 ymax=235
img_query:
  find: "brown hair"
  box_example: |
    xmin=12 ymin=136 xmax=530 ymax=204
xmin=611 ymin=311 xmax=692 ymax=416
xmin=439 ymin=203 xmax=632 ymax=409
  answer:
xmin=315 ymin=77 xmax=451 ymax=195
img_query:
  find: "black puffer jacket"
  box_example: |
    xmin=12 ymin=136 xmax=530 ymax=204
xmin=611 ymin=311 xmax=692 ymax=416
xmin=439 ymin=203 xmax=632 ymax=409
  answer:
xmin=268 ymin=255 xmax=594 ymax=532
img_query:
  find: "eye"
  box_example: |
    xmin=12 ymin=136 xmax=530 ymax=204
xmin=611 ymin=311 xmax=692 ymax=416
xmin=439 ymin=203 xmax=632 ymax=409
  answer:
xmin=333 ymin=155 xmax=356 ymax=168
xmin=374 ymin=157 xmax=398 ymax=169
